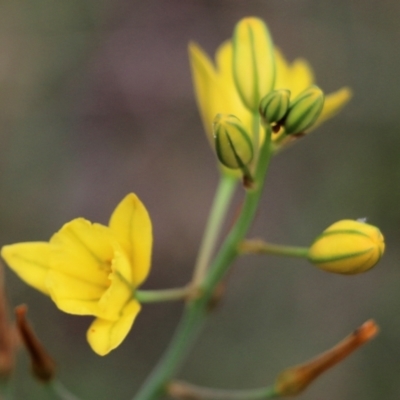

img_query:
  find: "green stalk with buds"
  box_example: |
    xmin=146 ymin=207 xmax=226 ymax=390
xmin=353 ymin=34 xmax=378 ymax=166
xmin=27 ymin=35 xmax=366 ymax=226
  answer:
xmin=0 ymin=15 xmax=383 ymax=400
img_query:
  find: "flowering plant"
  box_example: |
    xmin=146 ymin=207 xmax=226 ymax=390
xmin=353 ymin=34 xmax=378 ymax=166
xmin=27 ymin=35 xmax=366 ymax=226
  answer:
xmin=0 ymin=16 xmax=384 ymax=400
xmin=2 ymin=194 xmax=152 ymax=356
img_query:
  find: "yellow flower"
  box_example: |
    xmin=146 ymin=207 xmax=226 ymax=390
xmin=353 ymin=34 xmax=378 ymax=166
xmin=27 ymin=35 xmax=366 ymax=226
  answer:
xmin=308 ymin=220 xmax=384 ymax=274
xmin=1 ymin=193 xmax=152 ymax=356
xmin=189 ymin=17 xmax=352 ymax=153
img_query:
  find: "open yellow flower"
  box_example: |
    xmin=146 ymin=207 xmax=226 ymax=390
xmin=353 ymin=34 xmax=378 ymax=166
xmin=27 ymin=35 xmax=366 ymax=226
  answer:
xmin=1 ymin=193 xmax=152 ymax=356
xmin=189 ymin=17 xmax=352 ymax=154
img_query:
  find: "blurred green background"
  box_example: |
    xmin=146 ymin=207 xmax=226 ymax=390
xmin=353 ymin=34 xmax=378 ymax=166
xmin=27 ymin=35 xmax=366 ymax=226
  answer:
xmin=1 ymin=0 xmax=400 ymax=399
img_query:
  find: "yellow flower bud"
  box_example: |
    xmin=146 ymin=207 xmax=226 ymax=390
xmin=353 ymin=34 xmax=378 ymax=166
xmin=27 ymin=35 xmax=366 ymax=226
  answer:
xmin=232 ymin=17 xmax=275 ymax=112
xmin=259 ymin=89 xmax=290 ymax=124
xmin=284 ymin=85 xmax=324 ymax=134
xmin=213 ymin=114 xmax=253 ymax=169
xmin=308 ymin=220 xmax=385 ymax=274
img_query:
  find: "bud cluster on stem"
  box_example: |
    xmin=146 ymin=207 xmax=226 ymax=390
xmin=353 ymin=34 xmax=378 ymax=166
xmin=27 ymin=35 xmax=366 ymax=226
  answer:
xmin=0 ymin=14 xmax=383 ymax=400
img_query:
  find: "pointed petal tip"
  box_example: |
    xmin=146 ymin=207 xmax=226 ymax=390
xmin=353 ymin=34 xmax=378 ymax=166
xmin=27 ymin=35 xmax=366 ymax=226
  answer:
xmin=87 ymin=301 xmax=141 ymax=356
xmin=1 ymin=242 xmax=51 ymax=295
xmin=109 ymin=193 xmax=153 ymax=287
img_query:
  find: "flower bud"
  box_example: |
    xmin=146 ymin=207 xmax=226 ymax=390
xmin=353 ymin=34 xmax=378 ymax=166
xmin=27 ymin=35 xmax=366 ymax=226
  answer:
xmin=308 ymin=220 xmax=385 ymax=274
xmin=259 ymin=89 xmax=290 ymax=124
xmin=275 ymin=320 xmax=379 ymax=396
xmin=284 ymin=85 xmax=324 ymax=134
xmin=213 ymin=114 xmax=253 ymax=169
xmin=232 ymin=17 xmax=275 ymax=112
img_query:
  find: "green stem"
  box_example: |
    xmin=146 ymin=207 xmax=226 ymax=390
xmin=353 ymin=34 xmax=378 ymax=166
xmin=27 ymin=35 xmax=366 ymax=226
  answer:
xmin=46 ymin=379 xmax=81 ymax=400
xmin=239 ymin=240 xmax=309 ymax=258
xmin=0 ymin=380 xmax=13 ymax=400
xmin=200 ymin=128 xmax=272 ymax=293
xmin=136 ymin=287 xmax=192 ymax=303
xmin=252 ymin=113 xmax=260 ymax=163
xmin=133 ymin=125 xmax=273 ymax=400
xmin=169 ymin=380 xmax=278 ymax=400
xmin=133 ymin=300 xmax=208 ymax=400
xmin=191 ymin=174 xmax=237 ymax=287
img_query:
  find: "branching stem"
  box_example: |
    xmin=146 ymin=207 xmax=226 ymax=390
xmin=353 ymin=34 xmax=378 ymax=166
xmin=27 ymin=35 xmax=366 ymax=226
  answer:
xmin=133 ymin=121 xmax=273 ymax=400
xmin=168 ymin=380 xmax=278 ymax=400
xmin=239 ymin=240 xmax=309 ymax=258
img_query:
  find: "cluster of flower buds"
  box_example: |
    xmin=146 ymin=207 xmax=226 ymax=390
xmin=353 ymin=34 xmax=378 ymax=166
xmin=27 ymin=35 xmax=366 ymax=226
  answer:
xmin=190 ymin=16 xmax=351 ymax=173
xmin=212 ymin=85 xmax=325 ymax=172
xmin=210 ymin=17 xmax=326 ymax=173
xmin=259 ymin=85 xmax=325 ymax=135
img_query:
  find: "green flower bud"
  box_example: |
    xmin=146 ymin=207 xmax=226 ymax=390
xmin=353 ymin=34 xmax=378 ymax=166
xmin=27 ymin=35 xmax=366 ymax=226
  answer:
xmin=232 ymin=17 xmax=275 ymax=112
xmin=284 ymin=85 xmax=324 ymax=134
xmin=308 ymin=220 xmax=385 ymax=275
xmin=213 ymin=114 xmax=253 ymax=169
xmin=259 ymin=89 xmax=291 ymax=124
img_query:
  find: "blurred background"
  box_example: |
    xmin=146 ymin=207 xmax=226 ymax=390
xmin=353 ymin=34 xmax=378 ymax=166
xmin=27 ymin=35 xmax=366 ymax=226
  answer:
xmin=0 ymin=0 xmax=399 ymax=399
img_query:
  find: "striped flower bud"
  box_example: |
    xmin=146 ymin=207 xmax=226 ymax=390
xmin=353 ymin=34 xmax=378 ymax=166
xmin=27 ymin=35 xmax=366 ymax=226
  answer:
xmin=232 ymin=17 xmax=275 ymax=112
xmin=213 ymin=114 xmax=253 ymax=169
xmin=308 ymin=220 xmax=385 ymax=274
xmin=284 ymin=85 xmax=324 ymax=134
xmin=259 ymin=89 xmax=291 ymax=124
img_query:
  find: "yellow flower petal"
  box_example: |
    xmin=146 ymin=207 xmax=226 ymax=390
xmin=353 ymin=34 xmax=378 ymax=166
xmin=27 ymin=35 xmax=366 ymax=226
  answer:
xmin=215 ymin=41 xmax=234 ymax=85
xmin=48 ymin=218 xmax=135 ymax=320
xmin=286 ymin=59 xmax=314 ymax=98
xmin=48 ymin=218 xmax=118 ymax=317
xmin=273 ymin=48 xmax=290 ymax=89
xmin=46 ymin=270 xmax=105 ymax=316
xmin=98 ymin=248 xmax=134 ymax=320
xmin=232 ymin=17 xmax=275 ymax=111
xmin=1 ymin=243 xmax=51 ymax=295
xmin=188 ymin=41 xmax=220 ymax=142
xmin=189 ymin=40 xmax=256 ymax=178
xmin=274 ymin=49 xmax=314 ymax=97
xmin=109 ymin=193 xmax=152 ymax=287
xmin=50 ymin=218 xmax=114 ymax=287
xmin=87 ymin=300 xmax=141 ymax=356
xmin=273 ymin=49 xmax=352 ymax=137
xmin=47 ymin=246 xmax=133 ymax=321
xmin=314 ymin=87 xmax=353 ymax=129
xmin=215 ymin=41 xmax=253 ymax=136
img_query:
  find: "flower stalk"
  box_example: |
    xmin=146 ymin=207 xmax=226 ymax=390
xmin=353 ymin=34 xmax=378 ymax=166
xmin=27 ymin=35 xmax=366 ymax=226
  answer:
xmin=191 ymin=174 xmax=237 ymax=288
xmin=135 ymin=287 xmax=193 ymax=303
xmin=47 ymin=380 xmax=82 ymax=400
xmin=133 ymin=124 xmax=273 ymax=400
xmin=239 ymin=240 xmax=309 ymax=258
xmin=168 ymin=380 xmax=277 ymax=400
